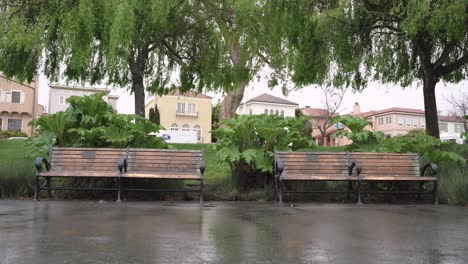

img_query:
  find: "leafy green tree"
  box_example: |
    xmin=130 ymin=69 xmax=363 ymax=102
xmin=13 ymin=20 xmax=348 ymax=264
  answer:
xmin=0 ymin=0 xmax=234 ymax=117
xmin=269 ymin=0 xmax=468 ymax=138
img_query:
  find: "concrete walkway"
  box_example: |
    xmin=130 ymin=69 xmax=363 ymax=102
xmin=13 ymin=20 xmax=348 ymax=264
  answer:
xmin=0 ymin=200 xmax=467 ymax=264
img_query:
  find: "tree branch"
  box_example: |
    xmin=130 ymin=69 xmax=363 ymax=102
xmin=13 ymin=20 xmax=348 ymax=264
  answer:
xmin=436 ymin=53 xmax=468 ymax=76
xmin=433 ymin=43 xmax=455 ymax=70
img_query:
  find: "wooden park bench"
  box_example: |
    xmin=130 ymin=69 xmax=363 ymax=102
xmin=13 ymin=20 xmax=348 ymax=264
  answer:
xmin=275 ymin=152 xmax=359 ymax=204
xmin=34 ymin=147 xmax=205 ymax=204
xmin=349 ymin=152 xmax=439 ymax=205
xmin=119 ymin=148 xmax=205 ymax=204
xmin=34 ymin=147 xmax=124 ymax=201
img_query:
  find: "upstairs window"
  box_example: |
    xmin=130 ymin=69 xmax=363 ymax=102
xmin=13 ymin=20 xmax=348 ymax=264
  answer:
xmin=176 ymin=102 xmax=185 ymax=114
xmin=275 ymin=110 xmax=279 ymax=115
xmin=421 ymin=118 xmax=425 ymax=128
xmin=187 ymin=103 xmax=197 ymax=115
xmin=398 ymin=116 xmax=403 ymax=126
xmin=413 ymin=116 xmax=418 ymax=127
xmin=378 ymin=117 xmax=384 ymax=126
xmin=264 ymin=109 xmax=268 ymax=114
xmin=386 ymin=115 xmax=392 ymax=124
xmin=406 ymin=116 xmax=411 ymax=126
xmin=59 ymin=95 xmax=65 ymax=105
xmin=11 ymin=91 xmax=21 ymax=103
xmin=455 ymin=124 xmax=464 ymax=133
xmin=269 ymin=109 xmax=274 ymax=115
xmin=280 ymin=110 xmax=284 ymax=117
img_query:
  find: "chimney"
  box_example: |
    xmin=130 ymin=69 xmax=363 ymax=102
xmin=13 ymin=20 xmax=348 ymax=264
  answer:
xmin=305 ymin=105 xmax=310 ymax=108
xmin=353 ymin=102 xmax=360 ymax=116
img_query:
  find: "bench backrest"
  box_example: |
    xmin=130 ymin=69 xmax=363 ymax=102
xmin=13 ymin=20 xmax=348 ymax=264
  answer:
xmin=349 ymin=152 xmax=420 ymax=177
xmin=50 ymin=147 xmax=124 ymax=171
xmin=276 ymin=152 xmax=350 ymax=177
xmin=126 ymin=148 xmax=203 ymax=174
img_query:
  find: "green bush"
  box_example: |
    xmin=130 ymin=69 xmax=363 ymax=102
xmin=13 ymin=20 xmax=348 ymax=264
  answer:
xmin=0 ymin=130 xmax=28 ymax=139
xmin=211 ymin=115 xmax=315 ymax=189
xmin=28 ymin=93 xmax=167 ymax=155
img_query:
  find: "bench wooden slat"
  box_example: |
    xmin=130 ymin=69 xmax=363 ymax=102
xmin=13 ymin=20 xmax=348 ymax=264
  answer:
xmin=122 ymin=172 xmax=202 ymax=180
xmin=40 ymin=170 xmax=121 ymax=177
xmin=360 ymin=176 xmax=436 ymax=181
xmin=281 ymin=174 xmax=358 ymax=181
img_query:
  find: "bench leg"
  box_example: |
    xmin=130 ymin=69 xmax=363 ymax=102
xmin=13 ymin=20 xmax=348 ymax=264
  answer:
xmin=199 ymin=179 xmax=204 ymax=206
xmin=417 ymin=182 xmax=424 ymax=201
xmin=116 ymin=177 xmax=122 ymax=203
xmin=347 ymin=181 xmax=352 ymax=201
xmin=33 ymin=173 xmax=40 ymax=201
xmin=357 ymin=180 xmax=362 ymax=205
xmin=278 ymin=179 xmax=284 ymax=206
xmin=46 ymin=178 xmax=52 ymax=199
xmin=434 ymin=180 xmax=439 ymax=205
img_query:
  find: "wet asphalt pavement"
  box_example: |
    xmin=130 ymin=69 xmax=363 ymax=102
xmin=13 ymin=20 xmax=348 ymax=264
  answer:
xmin=0 ymin=200 xmax=467 ymax=264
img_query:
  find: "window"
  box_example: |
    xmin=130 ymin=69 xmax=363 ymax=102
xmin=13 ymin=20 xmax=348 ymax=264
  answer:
xmin=385 ymin=115 xmax=392 ymax=125
xmin=193 ymin=125 xmax=202 ymax=141
xmin=187 ymin=103 xmax=197 ymax=115
xmin=439 ymin=122 xmax=448 ymax=132
xmin=398 ymin=115 xmax=403 ymax=126
xmin=7 ymin=119 xmax=22 ymax=131
xmin=176 ymin=102 xmax=186 ymax=114
xmin=269 ymin=109 xmax=274 ymax=115
xmin=0 ymin=118 xmax=2 ymax=130
xmin=249 ymin=109 xmax=253 ymax=115
xmin=406 ymin=116 xmax=411 ymax=126
xmin=170 ymin=123 xmax=179 ymax=131
xmin=59 ymin=95 xmax=65 ymax=105
xmin=455 ymin=124 xmax=464 ymax=133
xmin=378 ymin=117 xmax=384 ymax=126
xmin=0 ymin=90 xmax=5 ymax=102
xmin=280 ymin=110 xmax=284 ymax=117
xmin=182 ymin=124 xmax=190 ymax=131
xmin=275 ymin=110 xmax=279 ymax=115
xmin=413 ymin=116 xmax=418 ymax=127
xmin=11 ymin=91 xmax=21 ymax=103
xmin=421 ymin=118 xmax=425 ymax=128
xmin=264 ymin=109 xmax=268 ymax=114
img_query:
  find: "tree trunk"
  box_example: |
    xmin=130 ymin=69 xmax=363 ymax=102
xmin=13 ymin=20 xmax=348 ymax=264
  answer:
xmin=220 ymin=38 xmax=246 ymax=120
xmin=220 ymin=84 xmax=246 ymax=120
xmin=423 ymin=76 xmax=440 ymax=138
xmin=318 ymin=132 xmax=326 ymax=146
xmin=132 ymin=74 xmax=146 ymax=117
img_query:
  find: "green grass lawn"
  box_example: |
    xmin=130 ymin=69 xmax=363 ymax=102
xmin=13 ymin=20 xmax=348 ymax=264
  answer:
xmin=0 ymin=139 xmax=36 ymax=198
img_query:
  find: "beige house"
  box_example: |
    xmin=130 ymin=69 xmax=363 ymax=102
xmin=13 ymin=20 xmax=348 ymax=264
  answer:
xmin=145 ymin=89 xmax=212 ymax=143
xmin=353 ymin=102 xmax=465 ymax=143
xmin=49 ymin=84 xmax=119 ymax=114
xmin=0 ymin=75 xmax=44 ymax=136
xmin=237 ymin=93 xmax=298 ymax=117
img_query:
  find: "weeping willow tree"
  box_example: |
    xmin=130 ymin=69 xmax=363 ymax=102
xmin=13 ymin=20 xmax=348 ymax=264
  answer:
xmin=0 ymin=0 xmax=236 ymax=117
xmin=268 ymin=0 xmax=468 ymax=138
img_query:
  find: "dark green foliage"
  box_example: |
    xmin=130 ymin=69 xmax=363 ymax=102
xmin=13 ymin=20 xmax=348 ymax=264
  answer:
xmin=211 ymin=114 xmax=316 ymax=189
xmin=28 ymin=93 xmax=167 ymax=155
xmin=211 ymin=102 xmax=221 ymax=142
xmin=148 ymin=107 xmax=160 ymax=125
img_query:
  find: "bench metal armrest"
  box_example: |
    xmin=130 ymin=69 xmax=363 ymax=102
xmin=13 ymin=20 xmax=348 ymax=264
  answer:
xmin=200 ymin=159 xmax=206 ymax=176
xmin=420 ymin=163 xmax=438 ymax=177
xmin=118 ymin=158 xmax=127 ymax=173
xmin=348 ymin=161 xmax=362 ymax=176
xmin=276 ymin=160 xmax=284 ymax=178
xmin=35 ymin=157 xmax=50 ymax=172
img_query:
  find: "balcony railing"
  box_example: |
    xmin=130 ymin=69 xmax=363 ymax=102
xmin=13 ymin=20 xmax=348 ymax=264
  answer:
xmin=176 ymin=111 xmax=198 ymax=117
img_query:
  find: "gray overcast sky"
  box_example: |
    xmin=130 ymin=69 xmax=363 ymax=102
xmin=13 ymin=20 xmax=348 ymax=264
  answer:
xmin=38 ymin=71 xmax=467 ymax=116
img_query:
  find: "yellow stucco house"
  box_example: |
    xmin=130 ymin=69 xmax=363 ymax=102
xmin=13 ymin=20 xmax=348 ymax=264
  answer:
xmin=145 ymin=89 xmax=212 ymax=143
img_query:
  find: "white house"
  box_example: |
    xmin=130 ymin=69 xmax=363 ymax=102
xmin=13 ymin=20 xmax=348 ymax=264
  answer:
xmin=48 ymin=84 xmax=119 ymax=114
xmin=438 ymin=116 xmax=465 ymax=144
xmin=236 ymin=93 xmax=298 ymax=117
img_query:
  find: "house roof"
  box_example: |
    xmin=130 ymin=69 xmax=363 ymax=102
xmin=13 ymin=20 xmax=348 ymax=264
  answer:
xmin=245 ymin=93 xmax=298 ymax=106
xmin=358 ymin=107 xmax=425 ymax=118
xmin=0 ymin=75 xmax=35 ymax=89
xmin=439 ymin=115 xmax=465 ymax=123
xmin=49 ymin=84 xmax=110 ymax=93
xmin=301 ymin=107 xmax=331 ymax=118
xmin=171 ymin=89 xmax=212 ymax=99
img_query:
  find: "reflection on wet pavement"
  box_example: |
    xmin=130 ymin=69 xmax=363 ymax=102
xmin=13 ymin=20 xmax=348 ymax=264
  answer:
xmin=0 ymin=201 xmax=467 ymax=264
